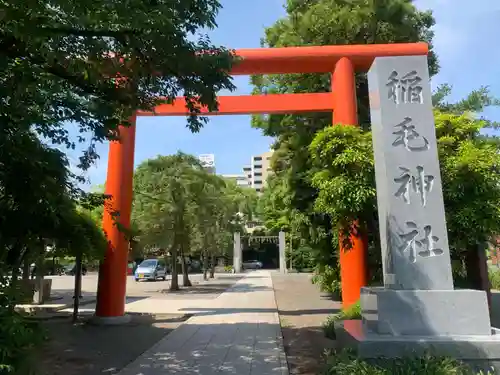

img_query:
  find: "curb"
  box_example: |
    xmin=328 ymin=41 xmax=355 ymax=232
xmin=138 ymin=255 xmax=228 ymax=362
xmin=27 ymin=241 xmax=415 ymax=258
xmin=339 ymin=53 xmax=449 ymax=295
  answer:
xmin=16 ymin=297 xmax=97 ymax=314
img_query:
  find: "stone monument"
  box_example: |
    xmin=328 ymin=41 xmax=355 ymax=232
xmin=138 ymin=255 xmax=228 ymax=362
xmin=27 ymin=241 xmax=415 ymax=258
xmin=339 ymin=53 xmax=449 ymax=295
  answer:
xmin=336 ymin=55 xmax=500 ymax=368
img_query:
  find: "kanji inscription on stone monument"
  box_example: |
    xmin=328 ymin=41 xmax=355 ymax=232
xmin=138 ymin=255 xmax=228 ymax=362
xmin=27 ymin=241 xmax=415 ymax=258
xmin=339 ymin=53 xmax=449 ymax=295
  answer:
xmin=386 ymin=70 xmax=424 ymax=105
xmin=394 ymin=165 xmax=434 ymax=206
xmin=392 ymin=117 xmax=429 ymax=152
xmin=368 ymin=55 xmax=453 ymax=290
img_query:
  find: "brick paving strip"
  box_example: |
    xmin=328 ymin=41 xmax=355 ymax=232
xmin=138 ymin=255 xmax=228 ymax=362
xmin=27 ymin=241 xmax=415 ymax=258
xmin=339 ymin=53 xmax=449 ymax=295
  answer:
xmin=271 ymin=273 xmax=341 ymax=375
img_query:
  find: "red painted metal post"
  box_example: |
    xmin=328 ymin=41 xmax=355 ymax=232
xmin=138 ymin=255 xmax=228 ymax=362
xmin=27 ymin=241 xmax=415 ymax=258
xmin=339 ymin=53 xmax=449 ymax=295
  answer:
xmin=332 ymin=57 xmax=368 ymax=308
xmin=95 ymin=117 xmax=137 ymax=318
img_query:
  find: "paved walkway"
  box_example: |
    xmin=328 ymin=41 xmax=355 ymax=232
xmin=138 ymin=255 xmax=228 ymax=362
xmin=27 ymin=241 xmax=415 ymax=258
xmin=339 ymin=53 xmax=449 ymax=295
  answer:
xmin=56 ymin=274 xmax=245 ymax=315
xmin=117 ymin=270 xmax=289 ymax=375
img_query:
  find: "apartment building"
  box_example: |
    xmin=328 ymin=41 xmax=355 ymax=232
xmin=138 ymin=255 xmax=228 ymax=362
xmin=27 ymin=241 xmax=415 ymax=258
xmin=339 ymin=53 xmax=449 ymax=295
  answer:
xmin=246 ymin=150 xmax=274 ymax=193
xmin=221 ymin=174 xmax=249 ymax=187
xmin=243 ymin=165 xmax=252 ymax=186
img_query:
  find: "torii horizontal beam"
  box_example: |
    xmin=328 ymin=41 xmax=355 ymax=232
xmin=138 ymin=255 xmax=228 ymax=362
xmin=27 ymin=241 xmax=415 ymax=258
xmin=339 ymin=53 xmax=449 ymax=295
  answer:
xmin=137 ymin=93 xmax=334 ymax=116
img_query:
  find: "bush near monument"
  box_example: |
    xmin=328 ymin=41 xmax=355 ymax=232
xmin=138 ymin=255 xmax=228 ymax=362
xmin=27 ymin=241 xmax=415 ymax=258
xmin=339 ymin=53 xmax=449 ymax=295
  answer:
xmin=323 ymin=349 xmax=493 ymax=375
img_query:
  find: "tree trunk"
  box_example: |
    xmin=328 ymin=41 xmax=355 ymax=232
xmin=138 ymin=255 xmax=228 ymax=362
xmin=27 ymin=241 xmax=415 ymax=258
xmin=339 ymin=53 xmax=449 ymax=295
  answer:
xmin=203 ymin=251 xmax=209 ymax=281
xmin=72 ymin=250 xmax=83 ymax=323
xmin=170 ymin=245 xmax=180 ymax=291
xmin=8 ymin=254 xmax=24 ymax=312
xmin=22 ymin=258 xmax=30 ymax=280
xmin=210 ymin=254 xmax=215 ymax=278
xmin=466 ymin=244 xmax=492 ymax=315
xmin=33 ymin=253 xmax=45 ymax=305
xmin=180 ymin=243 xmax=191 ymax=287
xmin=466 ymin=246 xmax=483 ymax=289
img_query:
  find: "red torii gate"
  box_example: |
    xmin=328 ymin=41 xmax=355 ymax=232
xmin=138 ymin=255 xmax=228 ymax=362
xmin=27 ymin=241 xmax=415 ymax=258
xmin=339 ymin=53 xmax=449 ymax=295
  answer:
xmin=95 ymin=42 xmax=429 ymax=320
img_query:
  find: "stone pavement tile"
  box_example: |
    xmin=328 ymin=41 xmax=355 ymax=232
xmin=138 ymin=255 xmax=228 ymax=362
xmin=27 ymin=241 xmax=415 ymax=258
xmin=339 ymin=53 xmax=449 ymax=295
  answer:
xmin=117 ymin=271 xmax=289 ymax=375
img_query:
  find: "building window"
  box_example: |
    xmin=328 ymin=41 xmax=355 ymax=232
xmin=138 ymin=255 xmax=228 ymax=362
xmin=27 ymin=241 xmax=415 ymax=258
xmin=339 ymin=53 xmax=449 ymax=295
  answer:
xmin=255 ymin=188 xmax=261 ymax=192
xmin=254 ymin=172 xmax=262 ymax=177
xmin=254 ymin=180 xmax=262 ymax=185
xmin=253 ymin=164 xmax=262 ymax=169
xmin=254 ymin=156 xmax=262 ymax=161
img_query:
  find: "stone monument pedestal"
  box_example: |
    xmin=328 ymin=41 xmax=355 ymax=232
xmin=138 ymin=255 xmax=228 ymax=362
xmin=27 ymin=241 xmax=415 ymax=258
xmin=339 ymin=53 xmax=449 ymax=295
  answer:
xmin=335 ymin=286 xmax=500 ymax=371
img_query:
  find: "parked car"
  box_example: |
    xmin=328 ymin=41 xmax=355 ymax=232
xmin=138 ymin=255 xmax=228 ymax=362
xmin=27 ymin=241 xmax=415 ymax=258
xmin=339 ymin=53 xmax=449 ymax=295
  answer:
xmin=242 ymin=260 xmax=263 ymax=270
xmin=134 ymin=258 xmax=168 ymax=281
xmin=62 ymin=263 xmax=87 ymax=276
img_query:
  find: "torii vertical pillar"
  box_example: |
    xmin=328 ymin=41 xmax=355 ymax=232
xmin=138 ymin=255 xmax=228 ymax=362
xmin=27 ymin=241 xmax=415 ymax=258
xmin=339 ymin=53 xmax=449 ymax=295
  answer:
xmin=332 ymin=58 xmax=368 ymax=308
xmin=233 ymin=232 xmax=242 ymax=273
xmin=279 ymin=231 xmax=286 ymax=273
xmin=94 ymin=116 xmax=137 ymax=322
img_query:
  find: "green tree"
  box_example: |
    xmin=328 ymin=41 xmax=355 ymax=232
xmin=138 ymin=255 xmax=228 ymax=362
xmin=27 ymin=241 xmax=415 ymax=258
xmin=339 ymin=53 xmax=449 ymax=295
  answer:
xmin=222 ymin=179 xmax=260 ymax=229
xmin=1 ymin=0 xmax=236 ymax=279
xmin=190 ymin=173 xmax=226 ymax=279
xmin=2 ymin=0 xmax=235 ymax=163
xmin=1 ymin=2 xmax=237 ymax=369
xmin=0 ymin=131 xmax=73 ymax=276
xmin=252 ymin=0 xmax=438 ymax=296
xmin=133 ymin=153 xmax=196 ymax=290
xmin=308 ymin=91 xmax=500 ymax=291
xmin=133 ymin=153 xmax=246 ymax=286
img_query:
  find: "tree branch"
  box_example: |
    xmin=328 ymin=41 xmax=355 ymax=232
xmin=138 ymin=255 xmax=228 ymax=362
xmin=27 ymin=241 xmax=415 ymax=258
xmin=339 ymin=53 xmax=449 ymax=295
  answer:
xmin=38 ymin=26 xmax=139 ymax=38
xmin=0 ymin=32 xmax=136 ymax=107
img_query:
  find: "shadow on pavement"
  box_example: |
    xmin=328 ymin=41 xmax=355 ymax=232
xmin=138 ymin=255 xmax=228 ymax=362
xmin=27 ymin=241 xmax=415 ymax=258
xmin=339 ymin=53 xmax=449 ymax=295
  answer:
xmin=161 ymin=282 xmax=270 ymax=296
xmin=280 ymin=324 xmax=336 ymax=375
xmin=36 ymin=312 xmax=190 ymax=375
xmin=48 ymin=292 xmax=150 ymax=306
xmin=177 ymin=307 xmax=339 ymax=317
xmin=111 ymin=322 xmax=290 ymax=375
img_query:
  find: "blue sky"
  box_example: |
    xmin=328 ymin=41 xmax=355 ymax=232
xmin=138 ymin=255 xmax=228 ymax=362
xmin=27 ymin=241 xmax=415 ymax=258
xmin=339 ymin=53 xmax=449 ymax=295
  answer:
xmin=75 ymin=0 xmax=500 ymax=189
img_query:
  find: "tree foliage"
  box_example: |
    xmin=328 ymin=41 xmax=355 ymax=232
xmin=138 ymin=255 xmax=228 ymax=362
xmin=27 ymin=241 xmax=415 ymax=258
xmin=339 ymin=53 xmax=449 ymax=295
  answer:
xmin=0 ymin=2 xmax=236 ymax=369
xmin=1 ymin=0 xmax=237 ymax=277
xmin=2 ymin=0 xmax=235 ymax=166
xmin=252 ymin=0 xmax=438 ymax=291
xmin=254 ymin=0 xmax=500 ymax=293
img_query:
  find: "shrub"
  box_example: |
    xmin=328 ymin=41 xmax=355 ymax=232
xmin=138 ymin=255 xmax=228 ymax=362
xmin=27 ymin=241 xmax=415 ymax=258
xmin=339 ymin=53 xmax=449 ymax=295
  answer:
xmin=489 ymin=268 xmax=500 ymax=290
xmin=322 ymin=314 xmax=337 ymax=340
xmin=323 ymin=349 xmax=493 ymax=375
xmin=224 ymin=265 xmax=233 ymax=273
xmin=0 ymin=311 xmax=45 ymax=374
xmin=322 ymin=300 xmax=361 ymax=339
xmin=0 ymin=272 xmax=47 ymax=374
xmin=311 ymin=264 xmax=342 ymax=298
xmin=288 ymin=245 xmax=315 ymax=271
xmin=337 ymin=301 xmax=361 ymax=320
